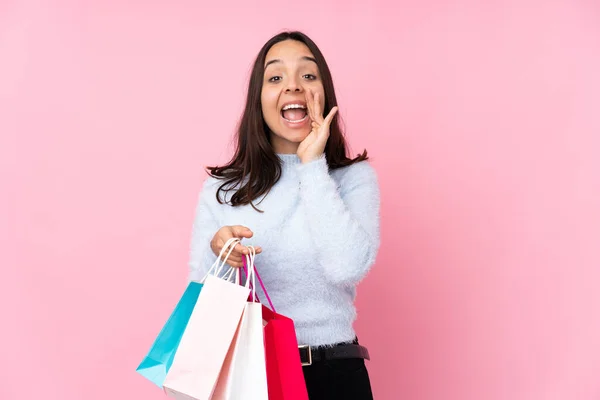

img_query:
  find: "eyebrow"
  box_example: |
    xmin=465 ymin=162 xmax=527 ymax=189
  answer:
xmin=264 ymin=56 xmax=318 ymax=69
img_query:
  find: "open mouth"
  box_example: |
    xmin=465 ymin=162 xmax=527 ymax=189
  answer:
xmin=281 ymin=103 xmax=308 ymax=123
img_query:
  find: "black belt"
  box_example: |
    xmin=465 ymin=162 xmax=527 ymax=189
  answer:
xmin=298 ymin=344 xmax=370 ymax=366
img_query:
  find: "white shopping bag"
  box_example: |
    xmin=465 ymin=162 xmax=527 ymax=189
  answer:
xmin=212 ymin=246 xmax=269 ymax=399
xmin=163 ymin=238 xmax=251 ymax=400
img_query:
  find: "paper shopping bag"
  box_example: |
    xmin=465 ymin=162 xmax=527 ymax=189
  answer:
xmin=212 ymin=302 xmax=269 ymax=400
xmin=240 ymin=257 xmax=308 ymax=400
xmin=136 ymin=281 xmax=203 ymax=387
xmin=263 ymin=306 xmax=309 ymax=400
xmin=163 ymin=273 xmax=251 ymax=400
xmin=212 ymin=248 xmax=268 ymax=400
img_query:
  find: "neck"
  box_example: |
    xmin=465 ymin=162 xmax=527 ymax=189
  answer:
xmin=270 ymin=132 xmax=300 ymax=154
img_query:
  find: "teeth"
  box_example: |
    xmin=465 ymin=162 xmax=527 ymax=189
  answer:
xmin=282 ymin=104 xmax=306 ymax=111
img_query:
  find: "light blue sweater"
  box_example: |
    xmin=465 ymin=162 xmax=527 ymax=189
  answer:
xmin=188 ymin=154 xmax=380 ymax=347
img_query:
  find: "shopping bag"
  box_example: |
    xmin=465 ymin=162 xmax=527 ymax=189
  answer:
xmin=136 ymin=237 xmax=242 ymax=388
xmin=136 ymin=281 xmax=203 ymax=387
xmin=263 ymin=306 xmax=309 ymax=400
xmin=242 ymin=259 xmax=309 ymax=400
xmin=212 ymin=246 xmax=269 ymax=399
xmin=163 ymin=238 xmax=252 ymax=400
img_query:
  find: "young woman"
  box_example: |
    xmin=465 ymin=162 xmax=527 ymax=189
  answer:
xmin=188 ymin=31 xmax=380 ymax=399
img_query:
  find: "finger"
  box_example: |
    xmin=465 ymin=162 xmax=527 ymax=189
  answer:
xmin=323 ymin=106 xmax=338 ymax=127
xmin=222 ymin=252 xmax=243 ymax=262
xmin=227 ymin=260 xmax=244 ymax=268
xmin=232 ymin=243 xmax=250 ymax=255
xmin=303 ymin=130 xmax=317 ymax=145
xmin=305 ymin=89 xmax=313 ymax=121
xmin=307 ymin=89 xmax=318 ymax=123
xmin=230 ymin=225 xmax=253 ymax=239
xmin=221 ymin=250 xmax=244 ymax=265
xmin=255 ymin=247 xmax=262 ymax=254
xmin=211 ymin=236 xmax=221 ymax=251
xmin=212 ymin=237 xmax=226 ymax=256
xmin=314 ymin=92 xmax=324 ymax=122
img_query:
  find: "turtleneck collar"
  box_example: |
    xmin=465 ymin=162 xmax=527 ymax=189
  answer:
xmin=277 ymin=153 xmax=302 ymax=174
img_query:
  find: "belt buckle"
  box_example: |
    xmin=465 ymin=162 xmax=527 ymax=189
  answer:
xmin=299 ymin=344 xmax=312 ymax=366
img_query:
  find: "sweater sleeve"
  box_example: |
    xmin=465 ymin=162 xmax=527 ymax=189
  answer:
xmin=296 ymin=155 xmax=381 ymax=286
xmin=187 ymin=177 xmax=221 ymax=283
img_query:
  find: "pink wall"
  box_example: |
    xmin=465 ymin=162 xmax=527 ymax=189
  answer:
xmin=3 ymin=1 xmax=600 ymax=399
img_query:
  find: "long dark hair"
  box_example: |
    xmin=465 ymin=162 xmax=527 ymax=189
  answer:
xmin=207 ymin=31 xmax=368 ymax=210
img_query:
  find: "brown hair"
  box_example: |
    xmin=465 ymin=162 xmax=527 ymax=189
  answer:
xmin=207 ymin=31 xmax=368 ymax=210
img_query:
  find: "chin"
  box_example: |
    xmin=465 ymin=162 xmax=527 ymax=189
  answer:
xmin=276 ymin=128 xmax=310 ymax=143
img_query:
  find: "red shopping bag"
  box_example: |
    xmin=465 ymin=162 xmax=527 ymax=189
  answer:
xmin=242 ymin=259 xmax=309 ymax=400
xmin=262 ymin=305 xmax=309 ymax=400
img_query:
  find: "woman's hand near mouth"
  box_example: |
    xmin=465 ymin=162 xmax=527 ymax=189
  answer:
xmin=296 ymin=89 xmax=338 ymax=164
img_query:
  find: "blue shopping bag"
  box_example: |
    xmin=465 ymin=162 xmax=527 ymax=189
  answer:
xmin=136 ymin=281 xmax=203 ymax=387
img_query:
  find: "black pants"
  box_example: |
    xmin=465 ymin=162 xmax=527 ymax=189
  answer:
xmin=302 ymin=341 xmax=374 ymax=400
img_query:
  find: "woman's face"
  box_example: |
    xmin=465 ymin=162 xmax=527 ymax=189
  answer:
xmin=261 ymin=40 xmax=325 ymax=154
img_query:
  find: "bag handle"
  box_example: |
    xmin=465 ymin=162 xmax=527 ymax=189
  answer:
xmin=242 ymin=256 xmax=276 ymax=312
xmin=246 ymin=246 xmax=257 ymax=296
xmin=214 ymin=237 xmax=242 ymax=277
xmin=222 ymin=245 xmax=256 ymax=291
xmin=200 ymin=237 xmax=240 ymax=283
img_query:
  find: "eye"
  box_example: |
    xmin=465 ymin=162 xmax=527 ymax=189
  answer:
xmin=303 ymin=74 xmax=317 ymax=80
xmin=268 ymin=76 xmax=282 ymax=83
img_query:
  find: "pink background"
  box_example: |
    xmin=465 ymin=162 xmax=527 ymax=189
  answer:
xmin=3 ymin=1 xmax=600 ymax=399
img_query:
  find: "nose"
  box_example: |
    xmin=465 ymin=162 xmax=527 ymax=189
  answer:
xmin=285 ymin=77 xmax=303 ymax=93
